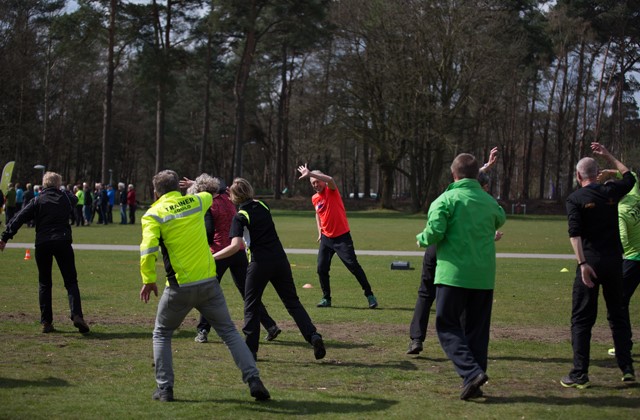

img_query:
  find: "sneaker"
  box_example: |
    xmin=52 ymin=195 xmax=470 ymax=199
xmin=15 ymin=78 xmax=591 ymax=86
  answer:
xmin=42 ymin=322 xmax=55 ymax=333
xmin=317 ymin=298 xmax=331 ymax=308
xmin=622 ymin=368 xmax=636 ymax=382
xmin=460 ymin=372 xmax=489 ymax=400
xmin=406 ymin=339 xmax=423 ymax=355
xmin=367 ymin=294 xmax=378 ymax=309
xmin=195 ymin=330 xmax=208 ymax=343
xmin=311 ymin=334 xmax=326 ymax=360
xmin=608 ymin=347 xmax=616 ymax=356
xmin=152 ymin=386 xmax=174 ymax=402
xmin=560 ymin=373 xmax=590 ymax=389
xmin=248 ymin=377 xmax=271 ymax=401
xmin=265 ymin=325 xmax=281 ymax=342
xmin=72 ymin=315 xmax=90 ymax=334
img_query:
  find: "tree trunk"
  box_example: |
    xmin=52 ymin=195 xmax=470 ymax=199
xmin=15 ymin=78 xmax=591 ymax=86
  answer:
xmin=274 ymin=43 xmax=287 ymax=199
xmin=233 ymin=2 xmax=259 ymax=178
xmin=538 ymin=57 xmax=560 ymax=199
xmin=199 ymin=33 xmax=212 ymax=175
xmin=101 ymin=0 xmax=117 ymax=184
xmin=566 ymin=40 xmax=585 ymax=197
xmin=555 ymin=51 xmax=569 ymax=201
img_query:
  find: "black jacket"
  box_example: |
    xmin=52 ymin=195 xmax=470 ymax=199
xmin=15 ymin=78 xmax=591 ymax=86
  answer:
xmin=1 ymin=187 xmax=78 ymax=246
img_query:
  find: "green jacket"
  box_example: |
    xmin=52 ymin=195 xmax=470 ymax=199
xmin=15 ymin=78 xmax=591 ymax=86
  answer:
xmin=416 ymin=178 xmax=506 ymax=290
xmin=619 ymin=171 xmax=640 ymax=261
xmin=75 ymin=189 xmax=85 ymax=206
xmin=140 ymin=191 xmax=215 ymax=286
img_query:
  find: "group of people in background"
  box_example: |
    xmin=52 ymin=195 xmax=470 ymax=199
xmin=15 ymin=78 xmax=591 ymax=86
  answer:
xmin=2 ymin=180 xmax=137 ymax=228
xmin=72 ymin=182 xmax=137 ymax=226
xmin=1 ymin=182 xmax=40 ymax=226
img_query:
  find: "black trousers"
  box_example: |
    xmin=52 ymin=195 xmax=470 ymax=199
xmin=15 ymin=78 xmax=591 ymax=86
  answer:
xmin=34 ymin=240 xmax=84 ymax=324
xmin=622 ymin=259 xmax=640 ymax=351
xmin=244 ymin=257 xmax=318 ymax=354
xmin=409 ymin=245 xmax=437 ymax=341
xmin=197 ymin=250 xmax=276 ymax=332
xmin=436 ymin=285 xmax=493 ymax=385
xmin=571 ymin=255 xmax=633 ymax=375
xmin=317 ymin=232 xmax=372 ymax=300
xmin=128 ymin=204 xmax=136 ymax=224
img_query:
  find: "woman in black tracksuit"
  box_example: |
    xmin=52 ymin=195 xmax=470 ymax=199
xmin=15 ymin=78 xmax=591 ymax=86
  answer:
xmin=0 ymin=172 xmax=90 ymax=334
xmin=213 ymin=177 xmax=325 ymax=361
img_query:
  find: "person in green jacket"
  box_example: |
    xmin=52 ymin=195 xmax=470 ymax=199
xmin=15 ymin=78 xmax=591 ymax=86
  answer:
xmin=416 ymin=153 xmax=506 ymax=400
xmin=139 ymin=170 xmax=270 ymax=403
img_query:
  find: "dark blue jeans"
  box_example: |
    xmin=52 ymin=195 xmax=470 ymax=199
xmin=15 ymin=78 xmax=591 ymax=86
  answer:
xmin=35 ymin=240 xmax=84 ymax=324
xmin=197 ymin=250 xmax=276 ymax=333
xmin=571 ymin=255 xmax=633 ymax=375
xmin=317 ymin=232 xmax=372 ymax=300
xmin=244 ymin=257 xmax=318 ymax=354
xmin=436 ymin=285 xmax=493 ymax=385
xmin=409 ymin=245 xmax=437 ymax=341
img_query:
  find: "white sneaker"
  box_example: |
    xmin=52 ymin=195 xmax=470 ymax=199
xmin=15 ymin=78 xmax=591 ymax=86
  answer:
xmin=195 ymin=330 xmax=208 ymax=343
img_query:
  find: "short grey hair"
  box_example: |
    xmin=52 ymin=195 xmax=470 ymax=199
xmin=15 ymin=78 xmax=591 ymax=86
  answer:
xmin=152 ymin=170 xmax=180 ymax=196
xmin=576 ymin=157 xmax=598 ymax=180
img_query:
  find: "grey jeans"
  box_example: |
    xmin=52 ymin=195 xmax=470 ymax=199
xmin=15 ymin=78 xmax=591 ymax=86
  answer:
xmin=153 ymin=280 xmax=259 ymax=389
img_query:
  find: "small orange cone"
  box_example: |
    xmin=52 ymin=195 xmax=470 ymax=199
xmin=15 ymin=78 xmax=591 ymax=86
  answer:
xmin=24 ymin=249 xmax=31 ymax=260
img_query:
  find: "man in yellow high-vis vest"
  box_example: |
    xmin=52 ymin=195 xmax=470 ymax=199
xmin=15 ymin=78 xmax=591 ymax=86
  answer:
xmin=139 ymin=170 xmax=270 ymax=402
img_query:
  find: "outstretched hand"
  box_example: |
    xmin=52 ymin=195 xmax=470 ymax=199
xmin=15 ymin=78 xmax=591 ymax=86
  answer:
xmin=179 ymin=177 xmax=194 ymax=189
xmin=297 ymin=163 xmax=311 ymax=179
xmin=0 ymin=240 xmax=6 ymax=252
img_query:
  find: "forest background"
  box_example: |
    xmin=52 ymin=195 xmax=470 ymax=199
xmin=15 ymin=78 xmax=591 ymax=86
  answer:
xmin=1 ymin=0 xmax=639 ymax=212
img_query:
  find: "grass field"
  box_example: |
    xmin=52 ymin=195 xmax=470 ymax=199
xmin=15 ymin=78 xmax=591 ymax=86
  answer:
xmin=0 ymin=211 xmax=638 ymax=419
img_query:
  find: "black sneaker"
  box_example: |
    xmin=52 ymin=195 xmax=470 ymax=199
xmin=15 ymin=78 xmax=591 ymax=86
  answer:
xmin=72 ymin=315 xmax=90 ymax=334
xmin=152 ymin=386 xmax=174 ymax=402
xmin=311 ymin=334 xmax=326 ymax=360
xmin=248 ymin=377 xmax=271 ymax=401
xmin=622 ymin=367 xmax=636 ymax=382
xmin=42 ymin=322 xmax=55 ymax=333
xmin=406 ymin=339 xmax=423 ymax=355
xmin=265 ymin=325 xmax=282 ymax=342
xmin=560 ymin=373 xmax=590 ymax=389
xmin=460 ymin=372 xmax=489 ymax=400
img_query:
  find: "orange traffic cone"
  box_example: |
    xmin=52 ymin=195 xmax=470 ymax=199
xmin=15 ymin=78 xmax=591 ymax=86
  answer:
xmin=24 ymin=249 xmax=31 ymax=260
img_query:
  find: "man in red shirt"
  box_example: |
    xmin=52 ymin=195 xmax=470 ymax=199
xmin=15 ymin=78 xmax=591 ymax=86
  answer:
xmin=297 ymin=164 xmax=378 ymax=309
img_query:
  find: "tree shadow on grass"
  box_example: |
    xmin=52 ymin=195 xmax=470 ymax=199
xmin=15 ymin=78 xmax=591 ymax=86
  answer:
xmin=265 ymin=339 xmax=368 ymax=350
xmin=270 ymin=357 xmax=420 ymax=371
xmin=0 ymin=377 xmax=69 ymax=388
xmin=196 ymin=395 xmax=399 ymax=415
xmin=482 ymin=393 xmax=640 ymax=408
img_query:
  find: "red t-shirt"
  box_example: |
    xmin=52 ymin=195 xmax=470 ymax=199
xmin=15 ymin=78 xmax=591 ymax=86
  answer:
xmin=312 ymin=186 xmax=350 ymax=238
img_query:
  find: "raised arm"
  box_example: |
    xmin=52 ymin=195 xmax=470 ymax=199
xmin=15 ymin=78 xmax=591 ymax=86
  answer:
xmin=297 ymin=163 xmax=337 ymax=190
xmin=480 ymin=147 xmax=498 ymax=173
xmin=591 ymin=142 xmax=628 ymax=175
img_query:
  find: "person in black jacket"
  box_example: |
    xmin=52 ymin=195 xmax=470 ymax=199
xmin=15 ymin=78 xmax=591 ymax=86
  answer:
xmin=0 ymin=171 xmax=90 ymax=334
xmin=561 ymin=142 xmax=635 ymax=388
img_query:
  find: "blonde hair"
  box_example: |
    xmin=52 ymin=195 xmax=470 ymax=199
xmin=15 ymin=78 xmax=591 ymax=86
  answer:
xmin=229 ymin=177 xmax=254 ymax=204
xmin=42 ymin=172 xmax=62 ymax=189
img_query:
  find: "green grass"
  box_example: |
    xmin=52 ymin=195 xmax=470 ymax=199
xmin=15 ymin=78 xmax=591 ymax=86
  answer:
xmin=6 ymin=210 xmax=573 ymax=254
xmin=0 ymin=212 xmax=637 ymax=419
